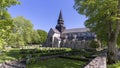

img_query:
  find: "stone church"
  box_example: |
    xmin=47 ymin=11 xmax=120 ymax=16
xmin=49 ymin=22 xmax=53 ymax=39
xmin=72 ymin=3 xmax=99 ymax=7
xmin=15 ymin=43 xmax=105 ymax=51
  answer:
xmin=44 ymin=11 xmax=96 ymax=49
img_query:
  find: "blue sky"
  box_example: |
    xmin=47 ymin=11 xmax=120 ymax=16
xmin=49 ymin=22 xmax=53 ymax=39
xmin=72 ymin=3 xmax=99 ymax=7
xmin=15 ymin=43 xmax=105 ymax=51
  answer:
xmin=8 ymin=0 xmax=87 ymax=32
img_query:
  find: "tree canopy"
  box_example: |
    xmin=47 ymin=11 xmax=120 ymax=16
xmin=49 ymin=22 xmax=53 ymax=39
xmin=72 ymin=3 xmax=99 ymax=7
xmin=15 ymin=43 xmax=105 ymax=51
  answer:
xmin=0 ymin=0 xmax=48 ymax=49
xmin=9 ymin=16 xmax=34 ymax=46
xmin=0 ymin=0 xmax=20 ymax=49
xmin=0 ymin=0 xmax=20 ymax=19
xmin=37 ymin=29 xmax=48 ymax=44
xmin=74 ymin=0 xmax=120 ymax=64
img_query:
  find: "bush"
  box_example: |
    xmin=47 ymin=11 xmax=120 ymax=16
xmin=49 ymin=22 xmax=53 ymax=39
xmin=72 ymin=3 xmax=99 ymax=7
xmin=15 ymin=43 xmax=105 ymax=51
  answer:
xmin=90 ymin=40 xmax=99 ymax=48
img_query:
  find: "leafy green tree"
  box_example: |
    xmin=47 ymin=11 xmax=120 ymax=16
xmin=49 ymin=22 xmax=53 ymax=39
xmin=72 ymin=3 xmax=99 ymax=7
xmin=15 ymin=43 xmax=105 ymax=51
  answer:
xmin=0 ymin=0 xmax=20 ymax=49
xmin=37 ymin=29 xmax=47 ymax=44
xmin=0 ymin=0 xmax=20 ymax=19
xmin=31 ymin=30 xmax=40 ymax=44
xmin=10 ymin=16 xmax=34 ymax=46
xmin=74 ymin=0 xmax=120 ymax=64
xmin=9 ymin=16 xmax=47 ymax=46
xmin=0 ymin=20 xmax=13 ymax=48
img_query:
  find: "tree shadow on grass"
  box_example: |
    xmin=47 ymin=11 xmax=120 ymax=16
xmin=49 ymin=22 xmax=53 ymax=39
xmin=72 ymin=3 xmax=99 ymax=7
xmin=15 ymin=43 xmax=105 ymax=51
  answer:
xmin=5 ymin=49 xmax=35 ymax=60
xmin=0 ymin=49 xmax=22 ymax=63
xmin=26 ymin=58 xmax=86 ymax=68
xmin=5 ymin=49 xmax=22 ymax=59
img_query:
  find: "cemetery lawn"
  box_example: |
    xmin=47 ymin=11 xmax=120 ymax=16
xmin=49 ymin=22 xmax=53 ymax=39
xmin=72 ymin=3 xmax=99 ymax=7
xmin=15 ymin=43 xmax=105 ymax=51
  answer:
xmin=26 ymin=58 xmax=87 ymax=68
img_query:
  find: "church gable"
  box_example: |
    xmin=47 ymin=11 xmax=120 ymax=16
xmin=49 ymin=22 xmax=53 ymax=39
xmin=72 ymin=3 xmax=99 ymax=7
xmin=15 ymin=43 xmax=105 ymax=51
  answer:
xmin=48 ymin=28 xmax=60 ymax=37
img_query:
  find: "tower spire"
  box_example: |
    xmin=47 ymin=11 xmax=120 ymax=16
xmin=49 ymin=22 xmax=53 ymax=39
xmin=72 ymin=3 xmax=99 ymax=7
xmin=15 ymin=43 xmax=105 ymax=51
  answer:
xmin=58 ymin=10 xmax=63 ymax=20
xmin=58 ymin=10 xmax=64 ymax=24
xmin=55 ymin=10 xmax=66 ymax=33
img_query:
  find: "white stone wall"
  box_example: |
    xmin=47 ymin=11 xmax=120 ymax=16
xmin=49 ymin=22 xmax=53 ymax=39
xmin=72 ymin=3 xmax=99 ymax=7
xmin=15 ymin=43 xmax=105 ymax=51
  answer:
xmin=45 ymin=29 xmax=61 ymax=47
xmin=84 ymin=56 xmax=106 ymax=68
xmin=52 ymin=33 xmax=61 ymax=47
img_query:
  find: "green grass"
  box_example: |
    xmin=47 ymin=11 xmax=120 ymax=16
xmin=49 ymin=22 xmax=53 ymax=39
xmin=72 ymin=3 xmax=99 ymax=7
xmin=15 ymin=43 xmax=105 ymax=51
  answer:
xmin=108 ymin=61 xmax=120 ymax=68
xmin=0 ymin=48 xmax=21 ymax=63
xmin=0 ymin=47 xmax=74 ymax=63
xmin=0 ymin=47 xmax=89 ymax=68
xmin=0 ymin=53 xmax=16 ymax=63
xmin=26 ymin=58 xmax=86 ymax=68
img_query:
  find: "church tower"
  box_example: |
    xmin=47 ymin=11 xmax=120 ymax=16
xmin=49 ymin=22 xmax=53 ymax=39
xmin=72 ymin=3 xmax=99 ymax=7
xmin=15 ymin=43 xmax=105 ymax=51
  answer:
xmin=55 ymin=10 xmax=66 ymax=33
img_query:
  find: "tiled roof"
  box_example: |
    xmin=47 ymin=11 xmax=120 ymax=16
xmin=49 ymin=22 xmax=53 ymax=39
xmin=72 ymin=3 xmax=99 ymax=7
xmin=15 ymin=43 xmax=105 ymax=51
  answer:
xmin=52 ymin=28 xmax=60 ymax=34
xmin=63 ymin=28 xmax=90 ymax=34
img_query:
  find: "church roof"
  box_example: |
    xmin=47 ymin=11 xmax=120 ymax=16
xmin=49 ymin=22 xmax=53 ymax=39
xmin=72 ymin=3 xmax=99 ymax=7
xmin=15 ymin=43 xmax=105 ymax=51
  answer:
xmin=48 ymin=28 xmax=90 ymax=36
xmin=52 ymin=28 xmax=60 ymax=34
xmin=63 ymin=28 xmax=90 ymax=34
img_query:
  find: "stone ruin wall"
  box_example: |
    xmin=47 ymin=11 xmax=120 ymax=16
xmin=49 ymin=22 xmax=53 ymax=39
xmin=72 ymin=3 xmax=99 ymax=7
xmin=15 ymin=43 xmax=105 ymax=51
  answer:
xmin=60 ymin=39 xmax=91 ymax=49
xmin=44 ymin=34 xmax=93 ymax=49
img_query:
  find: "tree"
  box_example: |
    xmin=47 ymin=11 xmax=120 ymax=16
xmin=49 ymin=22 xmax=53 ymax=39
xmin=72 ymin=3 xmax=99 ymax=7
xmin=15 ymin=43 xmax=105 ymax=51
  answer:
xmin=9 ymin=16 xmax=47 ymax=46
xmin=37 ymin=29 xmax=48 ymax=44
xmin=74 ymin=0 xmax=120 ymax=64
xmin=0 ymin=20 xmax=13 ymax=48
xmin=31 ymin=30 xmax=40 ymax=44
xmin=0 ymin=0 xmax=20 ymax=49
xmin=11 ymin=16 xmax=34 ymax=46
xmin=0 ymin=0 xmax=20 ymax=19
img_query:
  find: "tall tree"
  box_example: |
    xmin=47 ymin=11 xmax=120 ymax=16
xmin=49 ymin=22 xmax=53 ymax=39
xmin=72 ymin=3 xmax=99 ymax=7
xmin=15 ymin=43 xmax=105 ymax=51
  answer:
xmin=11 ymin=16 xmax=33 ymax=46
xmin=31 ymin=30 xmax=40 ymax=44
xmin=74 ymin=0 xmax=120 ymax=64
xmin=0 ymin=0 xmax=20 ymax=19
xmin=0 ymin=20 xmax=13 ymax=48
xmin=37 ymin=29 xmax=47 ymax=44
xmin=0 ymin=0 xmax=20 ymax=49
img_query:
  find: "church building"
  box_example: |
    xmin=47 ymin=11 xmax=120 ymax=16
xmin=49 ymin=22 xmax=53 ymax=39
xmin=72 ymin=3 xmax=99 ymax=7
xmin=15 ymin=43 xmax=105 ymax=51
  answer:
xmin=45 ymin=11 xmax=96 ymax=49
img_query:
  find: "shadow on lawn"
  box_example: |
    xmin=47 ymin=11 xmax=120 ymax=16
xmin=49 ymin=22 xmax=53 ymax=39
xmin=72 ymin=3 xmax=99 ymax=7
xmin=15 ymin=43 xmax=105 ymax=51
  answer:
xmin=5 ymin=49 xmax=87 ymax=68
xmin=26 ymin=58 xmax=86 ymax=68
xmin=5 ymin=49 xmax=24 ymax=60
xmin=4 ymin=48 xmax=97 ymax=68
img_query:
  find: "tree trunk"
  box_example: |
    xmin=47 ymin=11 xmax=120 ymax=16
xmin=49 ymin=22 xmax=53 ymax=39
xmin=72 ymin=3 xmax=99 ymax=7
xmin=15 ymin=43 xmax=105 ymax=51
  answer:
xmin=107 ymin=0 xmax=120 ymax=64
xmin=107 ymin=22 xmax=118 ymax=64
xmin=107 ymin=35 xmax=118 ymax=64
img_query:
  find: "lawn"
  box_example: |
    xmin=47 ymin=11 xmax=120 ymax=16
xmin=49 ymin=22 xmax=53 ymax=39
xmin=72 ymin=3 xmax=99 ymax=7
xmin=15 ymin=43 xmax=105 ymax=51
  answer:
xmin=26 ymin=58 xmax=86 ymax=68
xmin=0 ymin=47 xmax=74 ymax=63
xmin=0 ymin=47 xmax=99 ymax=68
xmin=0 ymin=48 xmax=21 ymax=63
xmin=0 ymin=48 xmax=87 ymax=68
xmin=108 ymin=61 xmax=120 ymax=68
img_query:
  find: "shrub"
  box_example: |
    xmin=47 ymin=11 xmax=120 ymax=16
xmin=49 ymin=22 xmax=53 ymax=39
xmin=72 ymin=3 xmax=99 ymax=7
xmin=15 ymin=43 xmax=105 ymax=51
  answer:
xmin=90 ymin=40 xmax=99 ymax=48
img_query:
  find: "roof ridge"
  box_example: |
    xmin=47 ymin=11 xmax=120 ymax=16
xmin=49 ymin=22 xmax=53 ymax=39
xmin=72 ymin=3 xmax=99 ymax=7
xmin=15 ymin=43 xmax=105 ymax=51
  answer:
xmin=66 ymin=28 xmax=89 ymax=30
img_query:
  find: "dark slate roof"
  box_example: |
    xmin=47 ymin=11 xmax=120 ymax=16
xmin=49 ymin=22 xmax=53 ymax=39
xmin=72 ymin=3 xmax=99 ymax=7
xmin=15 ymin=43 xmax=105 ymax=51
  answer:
xmin=58 ymin=10 xmax=63 ymax=20
xmin=63 ymin=28 xmax=90 ymax=34
xmin=52 ymin=28 xmax=60 ymax=34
